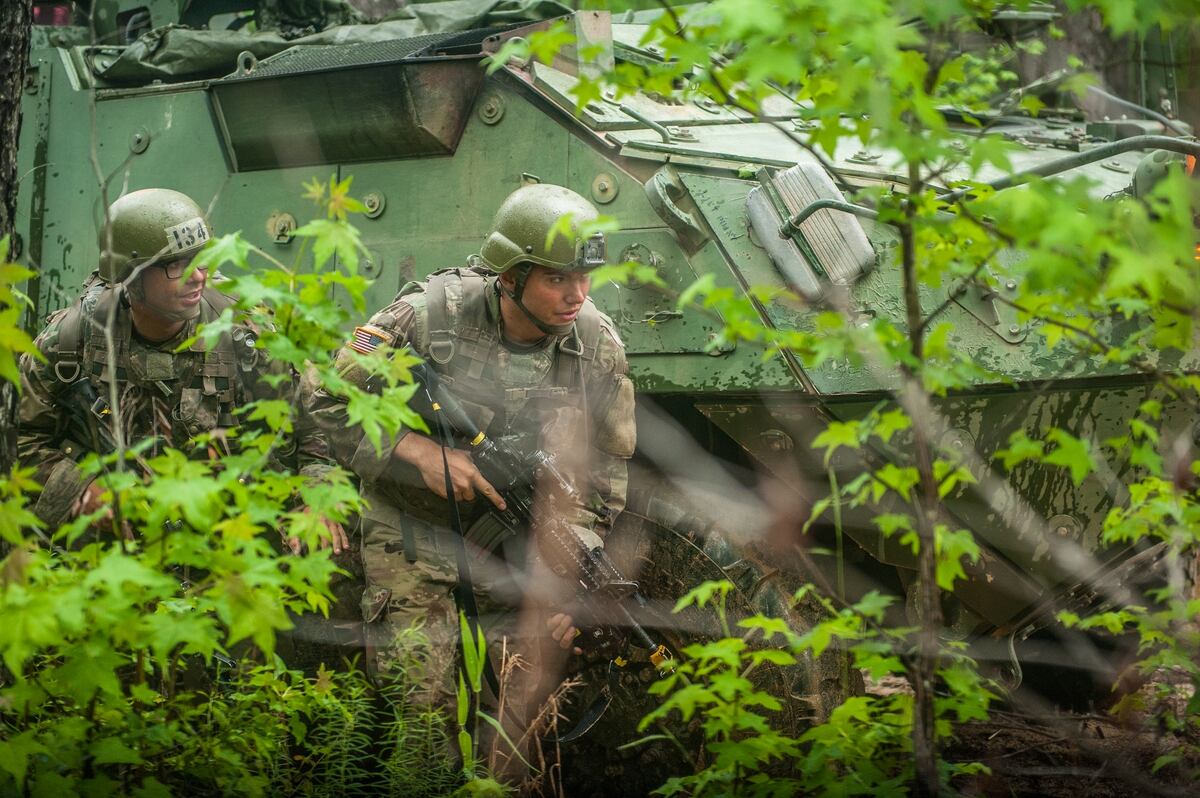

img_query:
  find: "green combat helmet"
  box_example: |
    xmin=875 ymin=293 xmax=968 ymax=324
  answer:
xmin=480 ymin=182 xmax=607 ymax=335
xmin=98 ymin=189 xmax=212 ymax=283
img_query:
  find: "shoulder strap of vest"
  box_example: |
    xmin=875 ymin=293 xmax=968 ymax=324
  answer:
xmin=201 ymin=285 xmax=236 ymax=317
xmin=52 ymin=285 xmax=122 ymax=384
xmin=424 ymin=269 xmax=492 ymax=366
xmin=424 ymin=271 xmax=456 ymax=365
xmin=198 ymin=287 xmax=253 ymax=400
xmin=52 ymin=305 xmax=85 ymax=384
xmin=553 ymin=301 xmax=603 ymax=388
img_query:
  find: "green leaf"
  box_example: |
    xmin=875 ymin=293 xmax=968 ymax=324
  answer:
xmin=192 ymin=233 xmax=251 ymax=273
xmin=589 ymin=261 xmax=668 ymax=289
xmin=528 ymin=24 xmax=576 ymax=67
xmin=655 ymin=683 xmax=716 ymax=721
xmin=935 ymin=526 xmax=981 ymax=590
xmin=994 ymin=430 xmax=1045 ymax=471
xmin=458 ymin=730 xmax=474 ymax=774
xmin=873 ymin=513 xmax=912 ymax=538
xmin=812 ymin=420 xmax=861 ymax=465
xmin=1151 ymin=754 xmax=1180 ymax=774
xmin=457 ymin=671 xmax=470 ymax=727
xmin=293 ymin=218 xmax=367 ymax=272
xmin=0 ymin=730 xmax=46 ymax=789
xmin=738 ymin=615 xmax=792 ymax=641
xmin=676 ymin=273 xmax=716 ymax=311
xmin=1018 ymin=94 xmax=1046 ymax=116
xmin=853 ymin=591 xmax=893 ymax=621
xmin=239 ymin=399 xmax=294 ymax=434
xmin=91 ymin=736 xmax=145 ymax=765
xmin=871 ymin=463 xmax=919 ymax=502
xmin=475 ymin=712 xmax=534 ymax=772
xmin=1043 ymin=429 xmax=1094 ymax=486
xmin=748 ymin=648 xmax=798 ymax=667
xmin=673 ymin=580 xmax=733 ymax=612
xmin=933 ymin=459 xmax=977 ymax=499
xmin=871 ymin=409 xmax=910 ymax=444
xmin=459 ymin=611 xmax=484 ymax=694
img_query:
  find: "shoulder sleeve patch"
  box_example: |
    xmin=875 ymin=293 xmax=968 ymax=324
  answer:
xmin=349 ymin=324 xmax=395 ymax=355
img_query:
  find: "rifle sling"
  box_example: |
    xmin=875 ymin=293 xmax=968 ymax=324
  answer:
xmin=429 ymin=392 xmax=501 ymax=701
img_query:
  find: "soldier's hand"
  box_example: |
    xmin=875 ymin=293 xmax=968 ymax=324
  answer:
xmin=74 ymin=480 xmax=109 ymax=518
xmin=287 ymin=510 xmax=350 ymax=555
xmin=548 ymin=612 xmax=583 ymax=655
xmin=321 ymin=517 xmax=350 ymax=554
xmin=72 ymin=480 xmax=134 ymax=540
xmin=393 ymin=433 xmax=506 ymax=510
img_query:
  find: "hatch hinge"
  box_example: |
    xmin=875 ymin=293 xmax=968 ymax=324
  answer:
xmin=948 ymin=276 xmax=1028 ymax=344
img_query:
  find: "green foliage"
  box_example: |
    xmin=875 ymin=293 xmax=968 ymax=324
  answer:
xmin=6 ymin=0 xmax=1197 ymax=793
xmin=0 ymin=237 xmax=41 ymax=387
xmin=0 ymin=181 xmax=470 ymax=795
xmin=638 ymin=582 xmax=998 ymax=795
xmin=495 ymin=0 xmax=1200 ymax=791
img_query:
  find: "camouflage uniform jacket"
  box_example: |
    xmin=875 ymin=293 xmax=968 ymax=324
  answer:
xmin=18 ymin=278 xmax=334 ymax=530
xmin=306 ymin=267 xmax=636 ymax=540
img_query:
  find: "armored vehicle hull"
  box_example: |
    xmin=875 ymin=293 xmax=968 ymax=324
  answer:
xmin=16 ymin=1 xmax=1200 ymax=703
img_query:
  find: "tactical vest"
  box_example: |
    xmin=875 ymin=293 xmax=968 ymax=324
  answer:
xmin=49 ymin=283 xmax=256 ymax=442
xmin=404 ymin=268 xmax=605 ymax=445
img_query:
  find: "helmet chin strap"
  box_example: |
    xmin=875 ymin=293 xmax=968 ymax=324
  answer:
xmin=499 ymin=267 xmax=574 ymax=337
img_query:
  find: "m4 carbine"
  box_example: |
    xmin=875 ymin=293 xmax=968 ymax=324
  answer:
xmin=410 ymin=362 xmax=671 ymax=669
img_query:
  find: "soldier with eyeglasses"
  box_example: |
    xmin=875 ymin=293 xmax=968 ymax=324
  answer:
xmin=17 ymin=188 xmax=346 ymax=552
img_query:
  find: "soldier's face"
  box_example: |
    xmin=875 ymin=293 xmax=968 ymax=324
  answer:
xmin=516 ymin=266 xmax=591 ymax=327
xmin=134 ymin=254 xmax=207 ymax=323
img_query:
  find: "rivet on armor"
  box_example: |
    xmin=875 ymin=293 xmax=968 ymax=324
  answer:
xmin=759 ymin=429 xmax=794 ymax=453
xmin=1047 ymin=514 xmax=1080 ymax=538
xmin=362 ymin=251 xmax=382 ymax=278
xmin=267 ymin=212 xmax=296 ymax=245
xmin=478 ymin=93 xmax=506 ymax=125
xmin=363 ymin=192 xmax=386 ymax=219
xmin=129 ymin=127 xmax=150 ymax=154
xmin=591 ymin=173 xmax=619 ymax=205
xmin=939 ymin=428 xmax=975 ymax=458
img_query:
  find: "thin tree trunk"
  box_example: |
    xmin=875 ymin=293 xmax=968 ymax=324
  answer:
xmin=0 ymin=0 xmax=33 ymax=473
xmin=900 ymin=161 xmax=944 ymax=798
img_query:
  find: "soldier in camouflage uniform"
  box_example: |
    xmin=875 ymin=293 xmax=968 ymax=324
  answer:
xmin=18 ymin=188 xmax=345 ymax=547
xmin=305 ymin=183 xmax=636 ymax=710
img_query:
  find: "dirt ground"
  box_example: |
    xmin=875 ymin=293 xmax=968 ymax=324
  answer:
xmin=870 ymin=671 xmax=1198 ymax=797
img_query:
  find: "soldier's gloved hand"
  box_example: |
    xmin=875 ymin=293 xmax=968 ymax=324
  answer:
xmin=392 ymin=432 xmax=507 ymax=510
xmin=547 ymin=612 xmax=583 ymax=656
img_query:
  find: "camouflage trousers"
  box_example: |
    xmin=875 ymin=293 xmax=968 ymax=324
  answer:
xmin=358 ymin=488 xmax=571 ymax=720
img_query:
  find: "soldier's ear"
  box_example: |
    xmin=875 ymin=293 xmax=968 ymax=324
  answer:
xmin=125 ymin=272 xmax=146 ymax=302
xmin=498 ymin=271 xmax=516 ymax=290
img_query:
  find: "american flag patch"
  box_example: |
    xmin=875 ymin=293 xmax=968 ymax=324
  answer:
xmin=349 ymin=325 xmax=393 ymax=354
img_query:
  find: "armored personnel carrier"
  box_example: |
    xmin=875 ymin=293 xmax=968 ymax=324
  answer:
xmin=16 ymin=0 xmax=1200 ymax=728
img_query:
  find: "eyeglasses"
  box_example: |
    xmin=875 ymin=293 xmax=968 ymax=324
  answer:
xmin=156 ymin=258 xmax=209 ymax=280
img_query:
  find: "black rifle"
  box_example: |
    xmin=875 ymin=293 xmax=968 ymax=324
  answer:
xmin=410 ymin=363 xmax=672 ymax=671
xmin=61 ymin=377 xmax=121 ymax=456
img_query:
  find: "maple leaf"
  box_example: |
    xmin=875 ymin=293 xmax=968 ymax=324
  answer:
xmin=327 ymin=174 xmax=366 ymax=221
xmin=301 ymin=176 xmax=326 ymax=207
